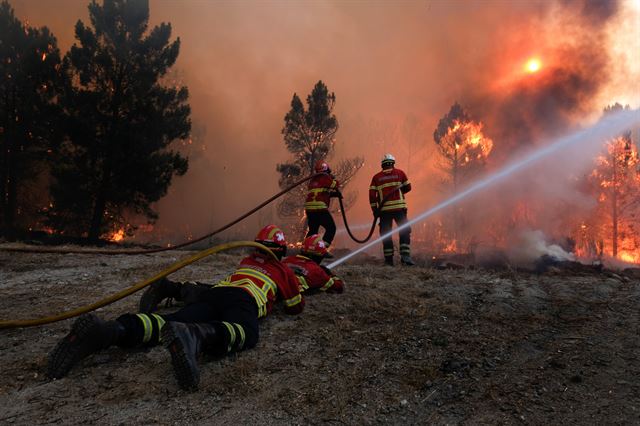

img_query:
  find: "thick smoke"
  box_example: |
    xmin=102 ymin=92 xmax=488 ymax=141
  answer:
xmin=10 ymin=0 xmax=639 ymax=262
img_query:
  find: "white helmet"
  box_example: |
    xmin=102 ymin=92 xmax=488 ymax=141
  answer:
xmin=381 ymin=153 xmax=396 ymax=167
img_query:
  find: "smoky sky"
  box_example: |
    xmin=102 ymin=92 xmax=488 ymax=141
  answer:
xmin=9 ymin=0 xmax=640 ymax=246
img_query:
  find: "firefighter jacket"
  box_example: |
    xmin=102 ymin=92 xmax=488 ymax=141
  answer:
xmin=369 ymin=167 xmax=411 ymax=213
xmin=216 ymin=252 xmax=304 ymax=317
xmin=282 ymin=254 xmax=345 ymax=293
xmin=305 ymin=173 xmax=340 ymax=212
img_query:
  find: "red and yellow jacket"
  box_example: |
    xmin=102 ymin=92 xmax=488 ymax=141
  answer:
xmin=217 ymin=252 xmax=304 ymax=317
xmin=369 ymin=167 xmax=411 ymax=213
xmin=282 ymin=254 xmax=344 ymax=294
xmin=304 ymin=173 xmax=339 ymax=212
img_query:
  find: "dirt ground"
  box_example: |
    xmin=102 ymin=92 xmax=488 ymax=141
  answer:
xmin=1 ymin=246 xmax=639 ymax=425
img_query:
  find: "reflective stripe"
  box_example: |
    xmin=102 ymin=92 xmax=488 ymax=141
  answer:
xmin=297 ymin=275 xmax=309 ymax=291
xmin=236 ymin=323 xmax=246 ymax=350
xmin=135 ymin=314 xmax=153 ymax=343
xmin=222 ymin=322 xmax=236 ymax=353
xmin=320 ymin=277 xmax=335 ymax=292
xmin=235 ymin=268 xmax=277 ymax=298
xmin=284 ymin=293 xmax=302 ymax=307
xmin=384 ymin=248 xmax=394 ymax=255
xmin=216 ymin=279 xmax=268 ymax=317
xmin=305 ymin=201 xmax=329 ymax=210
xmin=151 ymin=314 xmax=165 ymax=330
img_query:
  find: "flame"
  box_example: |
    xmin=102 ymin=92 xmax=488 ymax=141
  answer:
xmin=446 ymin=120 xmax=494 ymax=161
xmin=525 ymin=57 xmax=541 ymax=73
xmin=109 ymin=228 xmax=125 ymax=242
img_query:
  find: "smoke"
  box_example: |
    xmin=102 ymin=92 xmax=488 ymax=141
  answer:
xmin=508 ymin=229 xmax=575 ymax=266
xmin=10 ymin=0 xmax=640 ymax=257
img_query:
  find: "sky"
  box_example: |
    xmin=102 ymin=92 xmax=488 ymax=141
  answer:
xmin=10 ymin=0 xmax=640 ymax=247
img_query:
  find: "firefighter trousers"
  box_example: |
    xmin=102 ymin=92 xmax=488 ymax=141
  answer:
xmin=116 ymin=286 xmax=259 ymax=356
xmin=306 ymin=209 xmax=336 ymax=245
xmin=379 ymin=209 xmax=411 ymax=259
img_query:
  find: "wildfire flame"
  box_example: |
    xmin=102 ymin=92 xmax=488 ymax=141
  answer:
xmin=448 ymin=120 xmax=494 ymax=163
xmin=109 ymin=228 xmax=125 ymax=242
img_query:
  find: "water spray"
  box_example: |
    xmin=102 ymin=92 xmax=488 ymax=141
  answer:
xmin=327 ymin=109 xmax=640 ymax=269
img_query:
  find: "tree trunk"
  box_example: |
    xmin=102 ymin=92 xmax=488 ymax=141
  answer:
xmin=1 ymin=119 xmax=17 ymax=240
xmin=611 ymin=152 xmax=618 ymax=258
xmin=88 ymin=161 xmax=111 ymax=242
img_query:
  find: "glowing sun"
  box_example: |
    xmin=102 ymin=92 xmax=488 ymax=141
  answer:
xmin=525 ymin=57 xmax=542 ymax=73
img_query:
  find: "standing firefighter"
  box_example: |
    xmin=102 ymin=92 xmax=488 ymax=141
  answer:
xmin=369 ymin=154 xmax=415 ymax=266
xmin=47 ymin=225 xmax=304 ymax=391
xmin=305 ymin=161 xmax=341 ymax=256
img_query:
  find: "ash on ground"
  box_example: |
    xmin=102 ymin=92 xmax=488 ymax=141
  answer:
xmin=1 ymin=248 xmax=639 ymax=424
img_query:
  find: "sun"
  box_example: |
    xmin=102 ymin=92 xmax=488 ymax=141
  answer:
xmin=525 ymin=57 xmax=542 ymax=73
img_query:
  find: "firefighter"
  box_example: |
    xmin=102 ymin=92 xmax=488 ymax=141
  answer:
xmin=369 ymin=153 xmax=415 ymax=266
xmin=305 ymin=160 xmax=341 ymax=256
xmin=138 ymin=234 xmax=344 ymax=313
xmin=47 ymin=225 xmax=304 ymax=391
xmin=283 ymin=234 xmax=345 ymax=293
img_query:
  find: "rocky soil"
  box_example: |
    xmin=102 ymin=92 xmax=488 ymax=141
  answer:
xmin=1 ymin=246 xmax=639 ymax=425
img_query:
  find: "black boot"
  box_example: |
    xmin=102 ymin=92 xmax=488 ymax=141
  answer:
xmin=47 ymin=314 xmax=125 ymax=379
xmin=161 ymin=321 xmax=218 ymax=391
xmin=401 ymin=255 xmax=416 ymax=266
xmin=139 ymin=278 xmax=182 ymax=313
xmin=384 ymin=256 xmax=394 ymax=266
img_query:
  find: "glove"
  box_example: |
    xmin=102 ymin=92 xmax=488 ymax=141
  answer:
xmin=371 ymin=208 xmax=379 ymax=218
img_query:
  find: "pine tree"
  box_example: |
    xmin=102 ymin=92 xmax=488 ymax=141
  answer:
xmin=0 ymin=1 xmax=62 ymax=238
xmin=277 ymin=81 xmax=362 ymax=234
xmin=49 ymin=0 xmax=190 ymax=241
xmin=433 ymin=102 xmax=493 ymax=249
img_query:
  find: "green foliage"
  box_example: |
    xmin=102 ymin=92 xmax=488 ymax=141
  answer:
xmin=49 ymin=0 xmax=190 ymax=240
xmin=0 ymin=0 xmax=62 ymax=237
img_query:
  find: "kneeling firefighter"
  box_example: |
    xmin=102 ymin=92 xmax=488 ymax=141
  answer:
xmin=47 ymin=225 xmax=304 ymax=391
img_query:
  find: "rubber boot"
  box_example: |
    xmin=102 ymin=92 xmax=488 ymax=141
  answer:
xmin=139 ymin=278 xmax=182 ymax=313
xmin=384 ymin=256 xmax=394 ymax=266
xmin=47 ymin=314 xmax=125 ymax=379
xmin=401 ymin=255 xmax=416 ymax=266
xmin=161 ymin=321 xmax=218 ymax=391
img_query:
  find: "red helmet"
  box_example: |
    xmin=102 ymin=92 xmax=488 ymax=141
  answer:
xmin=301 ymin=234 xmax=328 ymax=257
xmin=314 ymin=161 xmax=330 ymax=173
xmin=255 ymin=225 xmax=287 ymax=258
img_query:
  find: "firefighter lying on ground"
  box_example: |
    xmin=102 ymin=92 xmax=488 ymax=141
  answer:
xmin=138 ymin=234 xmax=345 ymax=314
xmin=47 ymin=225 xmax=304 ymax=391
xmin=369 ymin=153 xmax=415 ymax=266
xmin=305 ymin=160 xmax=342 ymax=257
xmin=282 ymin=234 xmax=345 ymax=294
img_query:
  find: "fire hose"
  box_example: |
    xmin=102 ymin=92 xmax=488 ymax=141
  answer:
xmin=0 ymin=241 xmax=277 ymax=330
xmin=336 ymin=184 xmax=406 ymax=244
xmin=0 ymin=174 xmax=322 ymax=255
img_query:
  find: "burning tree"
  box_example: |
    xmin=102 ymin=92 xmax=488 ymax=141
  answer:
xmin=0 ymin=1 xmax=61 ymax=238
xmin=585 ymin=103 xmax=640 ymax=262
xmin=48 ymin=0 xmax=190 ymax=241
xmin=277 ymin=81 xmax=363 ymax=237
xmin=433 ymin=102 xmax=493 ymax=250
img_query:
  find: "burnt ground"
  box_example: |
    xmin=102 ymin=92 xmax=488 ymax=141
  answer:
xmin=0 ymin=247 xmax=639 ymax=425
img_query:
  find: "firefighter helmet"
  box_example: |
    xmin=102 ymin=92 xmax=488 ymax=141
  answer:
xmin=314 ymin=161 xmax=330 ymax=173
xmin=381 ymin=153 xmax=396 ymax=167
xmin=301 ymin=234 xmax=328 ymax=258
xmin=255 ymin=225 xmax=287 ymax=259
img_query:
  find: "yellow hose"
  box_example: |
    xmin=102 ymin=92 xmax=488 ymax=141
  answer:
xmin=0 ymin=241 xmax=276 ymax=330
